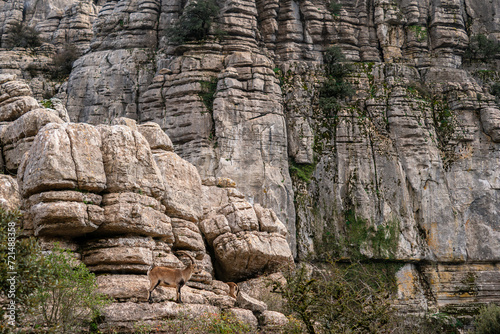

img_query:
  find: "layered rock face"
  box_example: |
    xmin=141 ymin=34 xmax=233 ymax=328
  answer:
xmin=1 ymin=0 xmax=500 ymax=319
xmin=14 ymin=111 xmax=293 ymax=329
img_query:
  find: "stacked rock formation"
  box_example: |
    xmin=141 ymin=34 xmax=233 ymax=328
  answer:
xmin=2 ymin=0 xmax=500 ymax=320
xmin=12 ymin=91 xmax=293 ymax=329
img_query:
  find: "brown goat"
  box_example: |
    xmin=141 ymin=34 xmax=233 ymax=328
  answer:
xmin=226 ymin=282 xmax=239 ymax=299
xmin=147 ymin=252 xmax=198 ymax=303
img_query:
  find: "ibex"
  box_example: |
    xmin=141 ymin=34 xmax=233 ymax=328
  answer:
xmin=226 ymin=282 xmax=239 ymax=299
xmin=147 ymin=251 xmax=199 ymax=304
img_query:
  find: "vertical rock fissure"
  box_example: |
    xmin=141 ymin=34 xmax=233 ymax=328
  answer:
xmin=65 ymin=128 xmax=81 ymax=189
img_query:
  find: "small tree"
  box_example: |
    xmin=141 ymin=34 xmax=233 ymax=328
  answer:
xmin=9 ymin=22 xmax=42 ymax=48
xmin=464 ymin=34 xmax=500 ymax=62
xmin=474 ymin=304 xmax=500 ymax=334
xmin=272 ymin=262 xmax=396 ymax=334
xmin=51 ymin=44 xmax=79 ymax=80
xmin=166 ymin=0 xmax=220 ymax=44
xmin=28 ymin=247 xmax=110 ymax=332
xmin=0 ymin=209 xmax=109 ymax=333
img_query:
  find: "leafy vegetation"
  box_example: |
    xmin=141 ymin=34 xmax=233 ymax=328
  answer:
xmin=464 ymin=34 xmax=500 ymax=62
xmin=491 ymin=82 xmax=500 ymax=102
xmin=0 ymin=209 xmax=40 ymax=330
xmin=51 ymin=44 xmax=79 ymax=80
xmin=318 ymin=46 xmax=354 ymax=119
xmin=198 ymin=77 xmax=218 ymax=112
xmin=40 ymin=99 xmax=54 ymax=109
xmin=316 ymin=208 xmax=400 ymax=261
xmin=166 ymin=0 xmax=220 ymax=44
xmin=28 ymin=247 xmax=110 ymax=332
xmin=272 ymin=262 xmax=397 ymax=334
xmin=0 ymin=208 xmax=109 ymax=333
xmin=9 ymin=22 xmax=42 ymax=48
xmin=474 ymin=304 xmax=500 ymax=334
xmin=289 ymin=159 xmax=316 ymax=183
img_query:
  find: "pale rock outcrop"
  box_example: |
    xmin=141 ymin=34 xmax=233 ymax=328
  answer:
xmin=1 ymin=108 xmax=64 ymax=172
xmin=0 ymin=74 xmax=63 ymax=173
xmin=0 ymin=175 xmax=20 ymax=211
xmin=83 ymin=236 xmax=155 ymax=273
xmin=236 ymin=291 xmax=267 ymax=313
xmin=259 ymin=310 xmax=289 ymax=330
xmin=154 ymin=151 xmax=202 ymax=222
xmin=98 ymin=124 xmax=164 ymax=199
xmin=137 ymin=122 xmax=174 ymax=152
xmin=100 ymin=302 xmax=220 ymax=332
xmin=19 ymin=122 xmax=106 ymax=197
xmin=201 ymin=182 xmax=293 ymax=281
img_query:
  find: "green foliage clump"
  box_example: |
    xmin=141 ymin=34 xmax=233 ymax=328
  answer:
xmin=328 ymin=1 xmax=342 ymax=16
xmin=490 ymin=82 xmax=500 ymax=102
xmin=432 ymin=99 xmax=455 ymax=147
xmin=289 ymin=160 xmax=316 ymax=183
xmin=474 ymin=304 xmax=500 ymax=334
xmin=0 ymin=208 xmax=110 ymax=333
xmin=408 ymin=25 xmax=428 ymax=42
xmin=51 ymin=44 xmax=79 ymax=80
xmin=166 ymin=0 xmax=220 ymax=44
xmin=464 ymin=34 xmax=500 ymax=62
xmin=40 ymin=99 xmax=54 ymax=109
xmin=272 ymin=262 xmax=397 ymax=334
xmin=317 ymin=208 xmax=400 ymax=261
xmin=0 ymin=209 xmax=40 ymax=329
xmin=198 ymin=77 xmax=218 ymax=112
xmin=9 ymin=22 xmax=42 ymax=48
xmin=29 ymin=248 xmax=110 ymax=332
xmin=319 ymin=46 xmax=354 ymax=118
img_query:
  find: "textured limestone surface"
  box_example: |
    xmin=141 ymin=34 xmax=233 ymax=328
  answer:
xmin=2 ymin=0 xmax=500 ymax=323
xmin=16 ymin=115 xmax=293 ymax=329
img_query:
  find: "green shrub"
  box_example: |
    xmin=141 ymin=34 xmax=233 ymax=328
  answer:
xmin=51 ymin=44 xmax=79 ymax=80
xmin=28 ymin=247 xmax=110 ymax=333
xmin=166 ymin=0 xmax=220 ymax=44
xmin=474 ymin=304 xmax=500 ymax=334
xmin=464 ymin=34 xmax=500 ymax=62
xmin=272 ymin=262 xmax=396 ymax=334
xmin=319 ymin=46 xmax=354 ymax=118
xmin=0 ymin=209 xmax=41 ymax=330
xmin=9 ymin=22 xmax=42 ymax=48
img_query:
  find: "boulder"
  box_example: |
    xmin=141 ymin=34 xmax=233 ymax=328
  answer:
xmin=1 ymin=108 xmax=63 ymax=172
xmin=213 ymin=231 xmax=294 ymax=281
xmin=227 ymin=308 xmax=259 ymax=328
xmin=258 ymin=310 xmax=289 ymax=329
xmin=138 ymin=122 xmax=173 ymax=152
xmin=236 ymin=291 xmax=267 ymax=313
xmin=154 ymin=151 xmax=202 ymax=222
xmin=30 ymin=200 xmax=104 ymax=237
xmin=171 ymin=218 xmax=205 ymax=252
xmin=253 ymin=203 xmax=288 ymax=236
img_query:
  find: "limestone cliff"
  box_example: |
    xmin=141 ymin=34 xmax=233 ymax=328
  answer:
xmin=1 ymin=0 xmax=500 ymax=320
